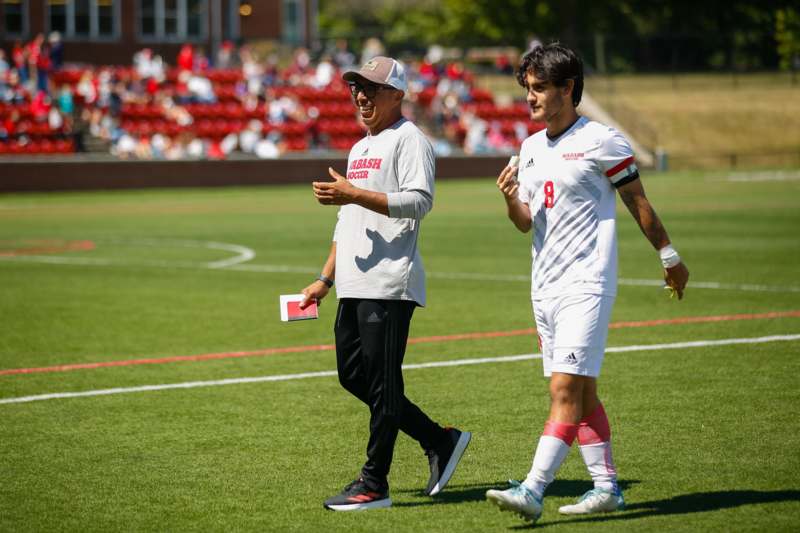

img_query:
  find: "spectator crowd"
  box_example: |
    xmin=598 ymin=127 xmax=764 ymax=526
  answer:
xmin=1 ymin=35 xmax=542 ymax=159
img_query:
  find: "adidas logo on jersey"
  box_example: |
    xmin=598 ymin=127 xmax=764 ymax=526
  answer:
xmin=361 ymin=147 xmax=369 ymax=156
xmin=524 ymin=157 xmax=535 ymax=169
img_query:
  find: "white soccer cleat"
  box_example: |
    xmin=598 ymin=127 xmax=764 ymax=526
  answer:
xmin=558 ymin=487 xmax=625 ymax=515
xmin=486 ymin=480 xmax=543 ymax=523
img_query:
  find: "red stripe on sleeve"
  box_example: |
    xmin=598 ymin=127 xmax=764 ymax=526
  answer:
xmin=605 ymin=156 xmax=635 ymax=178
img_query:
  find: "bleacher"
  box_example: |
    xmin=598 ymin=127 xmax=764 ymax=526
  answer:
xmin=1 ymin=61 xmax=543 ymax=158
xmin=0 ymin=101 xmax=75 ymax=155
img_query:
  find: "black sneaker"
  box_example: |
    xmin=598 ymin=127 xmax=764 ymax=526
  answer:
xmin=323 ymin=478 xmax=392 ymax=511
xmin=424 ymin=427 xmax=472 ymax=496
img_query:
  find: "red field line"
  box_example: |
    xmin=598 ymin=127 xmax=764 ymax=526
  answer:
xmin=0 ymin=239 xmax=95 ymax=257
xmin=2 ymin=310 xmax=799 ymax=376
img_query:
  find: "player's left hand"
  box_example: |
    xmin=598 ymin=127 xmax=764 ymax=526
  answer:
xmin=313 ymin=167 xmax=358 ymax=205
xmin=664 ymin=262 xmax=689 ymax=300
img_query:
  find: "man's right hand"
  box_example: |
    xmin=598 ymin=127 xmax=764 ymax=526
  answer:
xmin=300 ymin=280 xmax=330 ymax=309
xmin=497 ymin=165 xmax=519 ymax=201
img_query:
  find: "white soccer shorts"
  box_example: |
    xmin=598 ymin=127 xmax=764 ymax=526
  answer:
xmin=532 ymin=294 xmax=615 ymax=378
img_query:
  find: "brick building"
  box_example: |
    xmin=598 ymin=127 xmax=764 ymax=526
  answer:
xmin=0 ymin=0 xmax=318 ymax=64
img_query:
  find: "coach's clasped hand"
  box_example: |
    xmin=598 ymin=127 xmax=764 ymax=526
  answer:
xmin=313 ymin=167 xmax=358 ymax=206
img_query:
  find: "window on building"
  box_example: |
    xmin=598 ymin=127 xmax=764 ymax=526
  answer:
xmin=2 ymin=0 xmax=27 ymax=37
xmin=74 ymin=0 xmax=91 ymax=36
xmin=46 ymin=0 xmax=119 ymax=40
xmin=282 ymin=0 xmax=305 ymax=45
xmin=186 ymin=0 xmax=204 ymax=39
xmin=222 ymin=0 xmax=239 ymax=41
xmin=48 ymin=0 xmax=67 ymax=33
xmin=140 ymin=0 xmax=156 ymax=36
xmin=138 ymin=0 xmax=207 ymax=41
xmin=97 ymin=0 xmax=115 ymax=36
xmin=164 ymin=0 xmax=179 ymax=38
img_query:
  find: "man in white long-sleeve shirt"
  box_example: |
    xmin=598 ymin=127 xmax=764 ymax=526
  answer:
xmin=300 ymin=56 xmax=471 ymax=512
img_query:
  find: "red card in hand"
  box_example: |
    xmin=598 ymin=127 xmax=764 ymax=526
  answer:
xmin=280 ymin=294 xmax=318 ymax=322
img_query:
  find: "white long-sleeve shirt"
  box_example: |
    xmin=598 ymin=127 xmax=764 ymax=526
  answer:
xmin=333 ymin=118 xmax=434 ymax=306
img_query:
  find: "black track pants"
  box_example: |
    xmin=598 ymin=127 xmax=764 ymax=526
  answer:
xmin=334 ymin=298 xmax=447 ymax=488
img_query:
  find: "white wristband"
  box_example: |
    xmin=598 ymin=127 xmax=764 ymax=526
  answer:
xmin=659 ymin=245 xmax=681 ymax=269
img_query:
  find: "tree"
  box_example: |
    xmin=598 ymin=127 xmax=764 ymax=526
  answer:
xmin=776 ymin=7 xmax=800 ymax=72
xmin=318 ymin=0 xmax=791 ymax=71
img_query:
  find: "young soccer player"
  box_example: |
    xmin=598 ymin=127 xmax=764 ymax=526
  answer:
xmin=485 ymin=43 xmax=689 ymax=524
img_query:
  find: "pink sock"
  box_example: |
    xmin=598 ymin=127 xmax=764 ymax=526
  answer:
xmin=523 ymin=421 xmax=579 ymax=498
xmin=578 ymin=404 xmax=618 ymax=492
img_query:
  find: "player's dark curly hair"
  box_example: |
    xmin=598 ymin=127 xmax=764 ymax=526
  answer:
xmin=516 ymin=42 xmax=584 ymax=107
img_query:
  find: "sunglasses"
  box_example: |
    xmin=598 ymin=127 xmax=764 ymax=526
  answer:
xmin=348 ymin=82 xmax=391 ymax=99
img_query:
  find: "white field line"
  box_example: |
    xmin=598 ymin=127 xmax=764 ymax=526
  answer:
xmin=428 ymin=272 xmax=800 ymax=294
xmin=0 ymin=238 xmax=256 ymax=270
xmin=698 ymin=169 xmax=800 ymax=182
xmin=203 ymin=242 xmax=255 ymax=268
xmin=722 ymin=170 xmax=800 ymax=182
xmin=2 ymin=252 xmax=798 ymax=294
xmin=618 ymin=278 xmax=800 ymax=294
xmin=101 ymin=238 xmax=256 ymax=269
xmin=2 ymin=334 xmax=798 ymax=406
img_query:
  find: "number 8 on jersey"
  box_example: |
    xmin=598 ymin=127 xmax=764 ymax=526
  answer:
xmin=544 ymin=181 xmax=555 ymax=208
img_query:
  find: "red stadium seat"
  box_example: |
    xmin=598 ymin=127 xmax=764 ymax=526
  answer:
xmin=40 ymin=139 xmax=56 ymax=154
xmin=166 ymin=122 xmax=182 ymax=136
xmin=286 ymin=138 xmax=308 ymax=151
xmin=54 ymin=139 xmax=69 ymax=153
xmin=223 ymin=103 xmax=245 ymax=120
xmin=138 ymin=121 xmax=154 ymax=137
xmin=196 ymin=119 xmax=214 ymax=137
xmin=60 ymin=139 xmax=76 ymax=153
xmin=26 ymin=141 xmax=43 ymax=154
xmin=152 ymin=120 xmax=169 ymax=134
xmin=209 ymin=103 xmax=225 ymax=118
xmin=208 ymin=119 xmax=229 ymax=137
xmin=146 ymin=105 xmax=163 ymax=119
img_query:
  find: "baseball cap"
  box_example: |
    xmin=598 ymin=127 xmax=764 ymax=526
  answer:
xmin=342 ymin=56 xmax=407 ymax=92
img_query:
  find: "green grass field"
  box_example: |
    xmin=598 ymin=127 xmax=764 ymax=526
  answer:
xmin=2 ymin=169 xmax=800 ymax=531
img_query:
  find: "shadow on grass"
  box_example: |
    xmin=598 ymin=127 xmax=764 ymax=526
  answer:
xmin=545 ymin=478 xmax=639 ymax=497
xmin=509 ymin=489 xmax=800 ymax=530
xmin=392 ymin=481 xmax=508 ymax=507
xmin=393 ymin=479 xmax=639 ymax=508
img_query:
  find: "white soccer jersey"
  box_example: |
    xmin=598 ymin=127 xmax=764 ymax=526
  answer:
xmin=517 ymin=116 xmax=639 ymax=301
xmin=333 ymin=118 xmax=435 ymax=306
